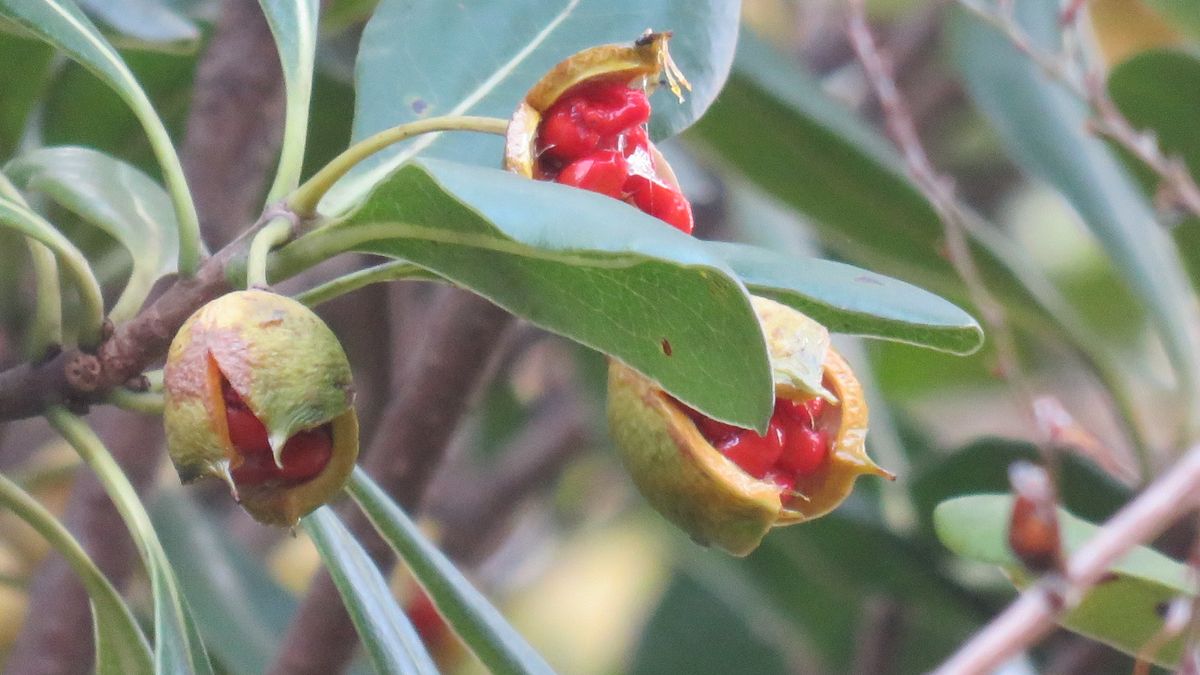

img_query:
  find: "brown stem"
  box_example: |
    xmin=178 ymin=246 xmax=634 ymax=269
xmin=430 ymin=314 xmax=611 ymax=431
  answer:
xmin=269 ymin=289 xmax=514 ymax=675
xmin=430 ymin=389 xmax=590 ymax=565
xmin=934 ymin=445 xmax=1200 ymax=674
xmin=181 ymin=0 xmax=286 ymax=249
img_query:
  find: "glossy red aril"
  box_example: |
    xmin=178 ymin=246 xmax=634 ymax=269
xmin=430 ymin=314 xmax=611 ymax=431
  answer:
xmin=719 ymin=419 xmax=786 ymax=478
xmin=222 ymin=379 xmax=332 ymax=486
xmin=682 ymin=395 xmax=833 ymax=491
xmin=537 ymin=82 xmax=650 ymax=163
xmin=624 ymin=173 xmax=694 ymax=234
xmin=557 ymin=150 xmax=629 ymax=199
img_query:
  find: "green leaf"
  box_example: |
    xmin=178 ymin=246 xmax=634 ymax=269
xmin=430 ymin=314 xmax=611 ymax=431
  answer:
xmin=0 ymin=32 xmax=53 ymax=160
xmin=346 ymin=468 xmax=556 ymax=675
xmin=630 ymin=573 xmax=793 ymax=675
xmin=0 ymin=0 xmax=202 ymax=274
xmin=706 ymin=241 xmax=983 ymax=354
xmin=294 ymin=260 xmax=441 ymax=307
xmin=935 ymin=494 xmax=1191 ymax=667
xmin=0 ymin=473 xmax=152 ymax=675
xmin=1107 ymin=49 xmax=1200 ymax=288
xmin=1139 ymin=0 xmax=1200 ymax=40
xmin=150 ymin=491 xmax=296 ymax=675
xmin=275 ymin=158 xmax=773 ymax=430
xmin=46 ymin=407 xmax=214 ymax=675
xmin=909 ymin=438 xmax=1130 ymax=536
xmin=326 ymin=0 xmax=741 ymax=211
xmin=951 ymin=3 xmax=1200 ymax=411
xmin=1109 ymin=50 xmax=1200 ymax=185
xmin=303 ymin=506 xmax=439 ymax=675
xmin=7 ymin=146 xmax=180 ymax=321
xmin=258 ymin=0 xmax=319 ymax=201
xmin=0 ymin=194 xmax=104 ymax=345
xmin=78 ymin=0 xmax=199 ymax=46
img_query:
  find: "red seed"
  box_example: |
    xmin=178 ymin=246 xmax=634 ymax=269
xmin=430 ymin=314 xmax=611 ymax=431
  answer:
xmin=231 ymin=447 xmax=276 ymax=485
xmin=719 ymin=421 xmax=786 ymax=479
xmin=624 ymin=173 xmax=694 ymax=234
xmin=605 ymin=126 xmax=649 ymax=157
xmin=556 ymin=150 xmax=629 ymax=199
xmin=537 ymin=104 xmax=602 ymax=162
xmin=777 ymin=426 xmax=829 ymax=477
xmin=226 ymin=406 xmax=270 ymax=453
xmin=576 ymin=83 xmax=650 ymax=134
xmin=277 ymin=427 xmax=333 ymax=482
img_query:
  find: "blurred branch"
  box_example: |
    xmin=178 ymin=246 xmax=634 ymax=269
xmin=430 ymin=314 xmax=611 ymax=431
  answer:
xmin=181 ymin=0 xmax=286 ymax=249
xmin=934 ymin=444 xmax=1200 ymax=674
xmin=430 ymin=389 xmax=590 ymax=565
xmin=955 ymin=0 xmax=1200 ymax=219
xmin=845 ymin=0 xmax=1037 ymax=430
xmin=850 ymin=597 xmax=905 ymax=675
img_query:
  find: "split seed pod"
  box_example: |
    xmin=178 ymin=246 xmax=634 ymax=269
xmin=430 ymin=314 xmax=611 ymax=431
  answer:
xmin=163 ymin=289 xmax=358 ymax=526
xmin=505 ymin=31 xmax=695 ymax=233
xmin=608 ymin=297 xmax=893 ymax=556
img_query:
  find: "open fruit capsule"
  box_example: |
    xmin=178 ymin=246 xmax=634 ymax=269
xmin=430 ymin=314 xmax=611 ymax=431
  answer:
xmin=608 ymin=297 xmax=893 ymax=556
xmin=163 ymin=289 xmax=358 ymax=526
xmin=505 ymin=31 xmax=695 ymax=233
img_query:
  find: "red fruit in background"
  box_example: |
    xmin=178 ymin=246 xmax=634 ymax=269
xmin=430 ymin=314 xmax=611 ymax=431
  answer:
xmin=556 ymin=150 xmax=629 ymax=199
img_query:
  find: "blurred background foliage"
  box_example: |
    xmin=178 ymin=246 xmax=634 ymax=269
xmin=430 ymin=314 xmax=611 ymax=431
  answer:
xmin=0 ymin=0 xmax=1198 ymax=673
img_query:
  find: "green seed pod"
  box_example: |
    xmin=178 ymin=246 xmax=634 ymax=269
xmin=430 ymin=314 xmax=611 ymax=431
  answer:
xmin=163 ymin=289 xmax=358 ymax=526
xmin=608 ymin=297 xmax=892 ymax=556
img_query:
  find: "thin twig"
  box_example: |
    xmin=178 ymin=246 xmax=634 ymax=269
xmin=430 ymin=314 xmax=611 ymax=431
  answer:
xmin=933 ymin=445 xmax=1200 ymax=674
xmin=846 ymin=0 xmax=1039 ymax=431
xmin=955 ymin=0 xmax=1200 ymax=218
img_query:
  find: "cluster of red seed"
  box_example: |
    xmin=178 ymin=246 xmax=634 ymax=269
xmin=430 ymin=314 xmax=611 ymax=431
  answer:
xmin=538 ymin=78 xmax=833 ymax=495
xmin=536 ymin=80 xmax=694 ymax=234
xmin=222 ymin=380 xmax=332 ymax=485
xmin=680 ymin=396 xmax=831 ymax=494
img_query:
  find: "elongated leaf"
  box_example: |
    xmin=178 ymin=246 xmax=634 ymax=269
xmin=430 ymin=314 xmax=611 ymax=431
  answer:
xmin=1107 ymin=49 xmax=1200 ymax=287
xmin=688 ymin=32 xmax=1107 ymax=345
xmin=7 ymin=146 xmax=180 ymax=321
xmin=327 ymin=0 xmax=740 ymax=212
xmin=46 ymin=408 xmax=214 ymax=675
xmin=0 ymin=194 xmax=104 ymax=345
xmin=706 ymin=241 xmax=982 ymax=354
xmin=0 ymin=33 xmax=53 ymax=160
xmin=79 ymin=0 xmax=198 ymax=45
xmin=295 ymin=261 xmax=440 ymax=307
xmin=347 ymin=468 xmax=555 ymax=675
xmin=151 ymin=491 xmax=296 ymax=675
xmin=0 ymin=473 xmax=152 ymax=675
xmin=0 ymin=0 xmax=201 ymax=274
xmin=275 ymin=158 xmax=773 ymax=430
xmin=1109 ymin=50 xmax=1200 ymax=184
xmin=951 ymin=2 xmax=1200 ymax=407
xmin=909 ymin=438 xmax=1130 ymax=536
xmin=303 ymin=506 xmax=438 ymax=675
xmin=258 ymin=0 xmax=319 ymax=201
xmin=935 ymin=494 xmax=1190 ymax=667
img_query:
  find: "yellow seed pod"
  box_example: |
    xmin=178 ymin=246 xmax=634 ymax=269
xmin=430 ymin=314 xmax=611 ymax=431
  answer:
xmin=163 ymin=289 xmax=359 ymax=526
xmin=504 ymin=30 xmax=689 ymax=179
xmin=608 ymin=297 xmax=892 ymax=556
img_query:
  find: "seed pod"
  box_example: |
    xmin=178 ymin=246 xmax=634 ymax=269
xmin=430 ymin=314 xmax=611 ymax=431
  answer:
xmin=608 ymin=297 xmax=892 ymax=556
xmin=505 ymin=31 xmax=695 ymax=233
xmin=163 ymin=289 xmax=358 ymax=526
